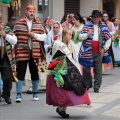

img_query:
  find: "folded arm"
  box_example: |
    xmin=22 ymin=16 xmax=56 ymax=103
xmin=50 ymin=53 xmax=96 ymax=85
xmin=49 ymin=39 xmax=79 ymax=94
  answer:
xmin=5 ymin=33 xmax=17 ymax=45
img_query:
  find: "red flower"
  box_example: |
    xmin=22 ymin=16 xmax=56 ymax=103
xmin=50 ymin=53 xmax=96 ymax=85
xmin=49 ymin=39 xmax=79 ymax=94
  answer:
xmin=48 ymin=60 xmax=61 ymax=69
xmin=53 ymin=36 xmax=58 ymax=41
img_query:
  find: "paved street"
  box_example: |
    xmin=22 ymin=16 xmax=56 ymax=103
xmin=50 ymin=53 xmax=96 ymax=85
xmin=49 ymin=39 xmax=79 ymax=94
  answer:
xmin=1 ymin=66 xmax=120 ymax=120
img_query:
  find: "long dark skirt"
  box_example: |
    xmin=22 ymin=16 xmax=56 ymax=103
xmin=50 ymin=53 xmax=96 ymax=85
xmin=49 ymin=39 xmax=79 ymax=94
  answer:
xmin=46 ymin=75 xmax=91 ymax=107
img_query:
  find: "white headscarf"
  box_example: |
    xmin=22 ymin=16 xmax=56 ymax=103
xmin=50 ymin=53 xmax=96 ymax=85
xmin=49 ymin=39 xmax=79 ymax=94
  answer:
xmin=49 ymin=21 xmax=63 ymax=41
xmin=52 ymin=40 xmax=79 ymax=70
xmin=44 ymin=21 xmax=63 ymax=63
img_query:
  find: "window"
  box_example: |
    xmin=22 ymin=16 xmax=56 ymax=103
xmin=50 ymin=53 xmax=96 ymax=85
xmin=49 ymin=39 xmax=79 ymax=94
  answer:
xmin=103 ymin=0 xmax=115 ymax=20
xmin=37 ymin=0 xmax=49 ymax=22
xmin=64 ymin=0 xmax=80 ymax=14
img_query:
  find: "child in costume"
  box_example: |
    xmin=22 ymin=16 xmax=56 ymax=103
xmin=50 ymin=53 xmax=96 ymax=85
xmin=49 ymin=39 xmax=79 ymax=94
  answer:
xmin=46 ymin=28 xmax=91 ymax=118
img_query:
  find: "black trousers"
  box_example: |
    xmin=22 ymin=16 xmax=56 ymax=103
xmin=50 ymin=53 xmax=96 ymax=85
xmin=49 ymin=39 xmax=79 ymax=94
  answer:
xmin=83 ymin=52 xmax=102 ymax=90
xmin=17 ymin=54 xmax=39 ymax=81
xmin=0 ymin=55 xmax=13 ymax=98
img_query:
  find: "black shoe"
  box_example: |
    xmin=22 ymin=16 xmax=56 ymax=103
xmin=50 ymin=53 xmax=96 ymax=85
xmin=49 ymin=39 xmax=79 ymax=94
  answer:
xmin=94 ymin=89 xmax=99 ymax=93
xmin=2 ymin=95 xmax=12 ymax=104
xmin=56 ymin=108 xmax=69 ymax=118
xmin=61 ymin=111 xmax=70 ymax=118
xmin=27 ymin=90 xmax=32 ymax=94
xmin=56 ymin=108 xmax=62 ymax=116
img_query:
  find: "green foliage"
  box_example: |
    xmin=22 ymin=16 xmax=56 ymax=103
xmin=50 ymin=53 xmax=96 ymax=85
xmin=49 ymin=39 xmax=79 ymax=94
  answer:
xmin=48 ymin=56 xmax=67 ymax=87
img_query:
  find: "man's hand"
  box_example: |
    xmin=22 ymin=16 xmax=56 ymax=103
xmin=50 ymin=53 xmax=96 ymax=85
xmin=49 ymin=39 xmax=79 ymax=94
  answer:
xmin=28 ymin=32 xmax=35 ymax=38
xmin=0 ymin=24 xmax=6 ymax=37
xmin=0 ymin=24 xmax=4 ymax=31
xmin=87 ymin=29 xmax=92 ymax=37
xmin=0 ymin=30 xmax=6 ymax=37
xmin=99 ymin=48 xmax=105 ymax=58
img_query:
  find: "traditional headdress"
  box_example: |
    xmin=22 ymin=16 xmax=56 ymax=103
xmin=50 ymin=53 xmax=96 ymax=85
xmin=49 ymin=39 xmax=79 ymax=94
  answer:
xmin=50 ymin=21 xmax=63 ymax=37
xmin=26 ymin=5 xmax=36 ymax=11
xmin=44 ymin=17 xmax=50 ymax=25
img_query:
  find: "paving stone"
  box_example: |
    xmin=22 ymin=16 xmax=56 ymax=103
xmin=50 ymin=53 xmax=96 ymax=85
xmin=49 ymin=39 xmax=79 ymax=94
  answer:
xmin=1 ymin=67 xmax=120 ymax=120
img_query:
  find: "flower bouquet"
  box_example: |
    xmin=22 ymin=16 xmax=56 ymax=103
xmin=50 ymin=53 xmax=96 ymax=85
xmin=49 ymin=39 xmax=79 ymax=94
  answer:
xmin=47 ymin=56 xmax=67 ymax=87
xmin=114 ymin=35 xmax=120 ymax=47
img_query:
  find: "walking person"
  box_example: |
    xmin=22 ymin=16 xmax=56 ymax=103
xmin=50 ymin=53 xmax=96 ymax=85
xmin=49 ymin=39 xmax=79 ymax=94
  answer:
xmin=71 ymin=14 xmax=84 ymax=75
xmin=72 ymin=14 xmax=84 ymax=59
xmin=79 ymin=10 xmax=111 ymax=93
xmin=26 ymin=16 xmax=42 ymax=94
xmin=102 ymin=12 xmax=116 ymax=69
xmin=44 ymin=21 xmax=63 ymax=64
xmin=13 ymin=5 xmax=46 ymax=103
xmin=111 ymin=17 xmax=120 ymax=66
xmin=43 ymin=17 xmax=53 ymax=34
xmin=46 ymin=28 xmax=90 ymax=118
xmin=0 ymin=13 xmax=17 ymax=104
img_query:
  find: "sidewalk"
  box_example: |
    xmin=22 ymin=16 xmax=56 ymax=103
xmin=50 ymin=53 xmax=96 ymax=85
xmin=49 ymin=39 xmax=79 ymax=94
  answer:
xmin=70 ymin=66 xmax=120 ymax=119
xmin=0 ymin=67 xmax=120 ymax=120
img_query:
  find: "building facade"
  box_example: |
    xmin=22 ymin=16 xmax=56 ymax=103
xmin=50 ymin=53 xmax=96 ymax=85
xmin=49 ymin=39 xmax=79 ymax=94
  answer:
xmin=0 ymin=0 xmax=120 ymax=23
xmin=21 ymin=0 xmax=120 ymax=22
xmin=0 ymin=5 xmax=8 ymax=24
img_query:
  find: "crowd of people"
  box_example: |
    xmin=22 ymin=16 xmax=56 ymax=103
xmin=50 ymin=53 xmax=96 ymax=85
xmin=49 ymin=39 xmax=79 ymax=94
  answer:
xmin=0 ymin=4 xmax=120 ymax=118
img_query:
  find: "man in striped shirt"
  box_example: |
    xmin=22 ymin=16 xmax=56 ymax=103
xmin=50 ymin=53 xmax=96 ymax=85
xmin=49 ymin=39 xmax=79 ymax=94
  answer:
xmin=13 ymin=5 xmax=46 ymax=103
xmin=78 ymin=10 xmax=111 ymax=93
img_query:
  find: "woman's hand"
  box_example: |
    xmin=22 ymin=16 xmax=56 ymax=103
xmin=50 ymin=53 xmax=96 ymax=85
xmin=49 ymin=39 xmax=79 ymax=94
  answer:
xmin=72 ymin=29 xmax=76 ymax=34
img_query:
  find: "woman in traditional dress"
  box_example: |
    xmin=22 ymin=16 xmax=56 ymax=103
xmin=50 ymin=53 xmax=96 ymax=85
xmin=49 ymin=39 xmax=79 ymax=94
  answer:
xmin=102 ymin=12 xmax=116 ymax=70
xmin=44 ymin=21 xmax=63 ymax=64
xmin=46 ymin=28 xmax=91 ymax=118
xmin=43 ymin=17 xmax=54 ymax=34
xmin=111 ymin=17 xmax=120 ymax=66
xmin=72 ymin=14 xmax=84 ymax=58
xmin=61 ymin=14 xmax=73 ymax=28
xmin=72 ymin=14 xmax=84 ymax=74
xmin=72 ymin=14 xmax=94 ymax=77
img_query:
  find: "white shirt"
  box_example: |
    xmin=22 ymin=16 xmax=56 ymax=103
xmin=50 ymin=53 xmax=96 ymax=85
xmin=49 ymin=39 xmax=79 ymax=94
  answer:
xmin=110 ymin=23 xmax=116 ymax=35
xmin=0 ymin=34 xmax=17 ymax=46
xmin=26 ymin=18 xmax=46 ymax=42
xmin=79 ymin=24 xmax=111 ymax=51
xmin=93 ymin=24 xmax=98 ymax=41
xmin=26 ymin=19 xmax=32 ymax=32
